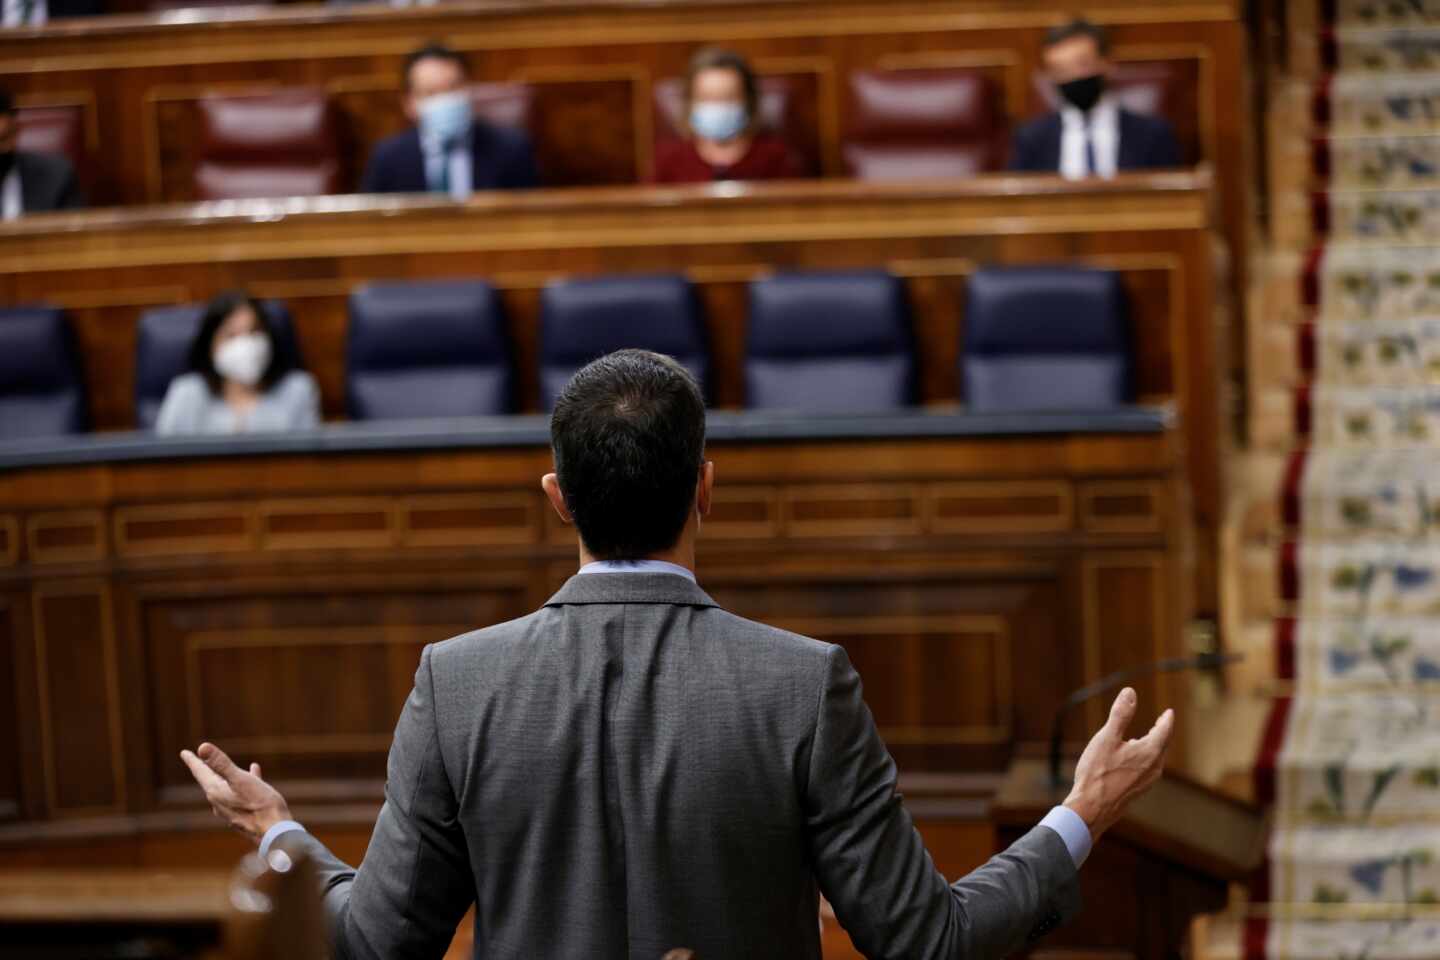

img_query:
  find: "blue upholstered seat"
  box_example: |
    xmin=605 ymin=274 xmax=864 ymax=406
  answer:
xmin=962 ymin=266 xmax=1132 ymax=411
xmin=346 ymin=281 xmax=512 ymax=420
xmin=0 ymin=306 xmax=87 ymax=439
xmin=539 ymin=274 xmax=707 ymax=410
xmin=135 ymin=300 xmax=303 ymax=429
xmin=744 ymin=270 xmax=913 ymax=412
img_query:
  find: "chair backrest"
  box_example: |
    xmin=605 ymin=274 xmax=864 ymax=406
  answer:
xmin=16 ymin=105 xmax=85 ymax=174
xmin=468 ymin=82 xmax=536 ymax=133
xmin=195 ymin=88 xmax=344 ymax=201
xmin=745 ymin=270 xmax=913 ymax=412
xmin=346 ymin=280 xmax=512 ymax=420
xmin=0 ymin=306 xmax=87 ymax=439
xmin=962 ymin=265 xmax=1132 ymax=412
xmin=653 ymin=74 xmax=817 ymax=175
xmin=134 ymin=300 xmax=303 ymax=429
xmin=539 ymin=274 xmax=707 ymax=410
xmin=842 ymin=68 xmax=1003 ymax=180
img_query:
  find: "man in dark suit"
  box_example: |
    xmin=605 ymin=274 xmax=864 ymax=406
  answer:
xmin=1010 ymin=18 xmax=1182 ymax=178
xmin=0 ymin=91 xmax=82 ymax=218
xmin=360 ymin=42 xmax=538 ymax=197
xmin=182 ymin=350 xmax=1174 ymax=959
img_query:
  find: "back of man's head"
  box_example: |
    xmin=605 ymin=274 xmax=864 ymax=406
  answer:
xmin=550 ymin=350 xmax=706 ymax=561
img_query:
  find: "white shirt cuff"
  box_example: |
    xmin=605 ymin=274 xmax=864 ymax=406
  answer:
xmin=1039 ymin=805 xmax=1093 ymax=869
xmin=258 ymin=820 xmax=306 ymax=858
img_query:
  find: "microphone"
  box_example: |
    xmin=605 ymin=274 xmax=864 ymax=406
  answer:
xmin=1047 ymin=651 xmax=1242 ymax=790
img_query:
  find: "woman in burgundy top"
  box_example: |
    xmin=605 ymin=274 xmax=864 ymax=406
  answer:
xmin=651 ymin=47 xmax=804 ymax=184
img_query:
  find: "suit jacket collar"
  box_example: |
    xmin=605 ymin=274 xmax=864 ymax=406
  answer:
xmin=545 ymin=572 xmax=720 ymax=608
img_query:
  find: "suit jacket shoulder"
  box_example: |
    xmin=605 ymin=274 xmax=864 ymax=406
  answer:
xmin=17 ymin=151 xmax=83 ymax=212
xmin=1009 ymin=113 xmax=1061 ymax=172
xmin=471 ymin=122 xmax=539 ymax=189
xmin=360 ymin=128 xmax=425 ymax=194
xmin=1118 ymin=109 xmax=1183 ymax=169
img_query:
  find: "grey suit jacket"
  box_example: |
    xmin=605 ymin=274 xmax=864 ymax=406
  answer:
xmin=17 ymin=151 xmax=83 ymax=213
xmin=278 ymin=572 xmax=1081 ymax=959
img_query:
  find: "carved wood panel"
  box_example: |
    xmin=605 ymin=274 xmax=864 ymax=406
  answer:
xmin=702 ymin=565 xmax=1069 ymax=772
xmin=140 ymin=579 xmax=531 ymax=801
xmin=0 ymin=599 xmax=19 ymax=822
xmin=31 ymin=582 xmax=124 ymax=816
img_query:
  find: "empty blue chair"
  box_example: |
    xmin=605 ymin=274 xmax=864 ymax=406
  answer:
xmin=134 ymin=300 xmax=303 ymax=429
xmin=745 ymin=270 xmax=913 ymax=412
xmin=347 ymin=280 xmax=512 ymax=420
xmin=0 ymin=306 xmax=86 ymax=439
xmin=539 ymin=274 xmax=707 ymax=410
xmin=962 ymin=266 xmax=1132 ymax=411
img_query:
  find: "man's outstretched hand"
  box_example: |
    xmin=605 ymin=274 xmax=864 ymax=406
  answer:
xmin=1063 ymin=687 xmax=1174 ymax=842
xmin=180 ymin=742 xmax=292 ymax=842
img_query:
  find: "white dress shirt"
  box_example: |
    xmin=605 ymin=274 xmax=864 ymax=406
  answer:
xmin=3 ymin=0 xmax=47 ymax=27
xmin=258 ymin=557 xmax=1092 ymax=870
xmin=1 ymin=165 xmax=21 ymax=220
xmin=420 ymin=133 xmax=473 ymax=200
xmin=1059 ymin=94 xmax=1119 ymax=180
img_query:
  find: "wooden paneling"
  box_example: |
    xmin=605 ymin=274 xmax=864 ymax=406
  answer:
xmin=0 ymin=424 xmax=1186 ymax=850
xmin=140 ymin=577 xmax=530 ymax=796
xmin=0 ymin=175 xmax=1223 ymax=604
xmin=0 ymin=0 xmax=1247 ymax=241
xmin=0 ymin=600 xmax=19 ymax=822
xmin=31 ymin=582 xmax=124 ymax=816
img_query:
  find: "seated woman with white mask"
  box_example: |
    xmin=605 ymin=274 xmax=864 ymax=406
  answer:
xmin=651 ymin=47 xmax=803 ymax=184
xmin=154 ymin=292 xmax=320 ymax=436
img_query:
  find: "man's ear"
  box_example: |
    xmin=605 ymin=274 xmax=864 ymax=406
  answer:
xmin=696 ymin=461 xmax=715 ymax=519
xmin=542 ymin=473 xmax=573 ymax=524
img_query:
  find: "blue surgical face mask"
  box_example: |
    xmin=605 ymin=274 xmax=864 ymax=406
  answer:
xmin=689 ymin=101 xmax=749 ymax=143
xmin=418 ymin=91 xmax=473 ymax=146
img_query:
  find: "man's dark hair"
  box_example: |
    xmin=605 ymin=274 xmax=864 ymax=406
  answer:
xmin=187 ymin=290 xmax=292 ymax=395
xmin=550 ymin=350 xmax=707 ymax=561
xmin=0 ymin=90 xmax=15 ymax=116
xmin=1043 ymin=18 xmax=1110 ymax=56
xmin=402 ymin=42 xmax=470 ymax=93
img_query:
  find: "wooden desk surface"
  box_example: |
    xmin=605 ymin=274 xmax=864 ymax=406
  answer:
xmin=0 ymin=412 xmax=1190 ymax=856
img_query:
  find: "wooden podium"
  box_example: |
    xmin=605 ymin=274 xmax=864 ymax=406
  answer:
xmin=992 ymin=759 xmax=1264 ymax=960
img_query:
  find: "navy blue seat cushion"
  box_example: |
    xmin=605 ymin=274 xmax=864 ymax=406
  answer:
xmin=0 ymin=306 xmax=86 ymax=439
xmin=135 ymin=300 xmax=303 ymax=429
xmin=963 ymin=266 xmax=1132 ymax=412
xmin=539 ymin=274 xmax=707 ymax=410
xmin=745 ymin=270 xmax=913 ymax=412
xmin=347 ymin=281 xmax=512 ymax=420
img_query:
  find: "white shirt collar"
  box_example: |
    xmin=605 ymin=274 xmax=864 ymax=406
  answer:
xmin=1 ymin=165 xmax=21 ymax=221
xmin=577 ymin=560 xmax=697 ymax=583
xmin=1059 ymin=93 xmax=1119 ymax=129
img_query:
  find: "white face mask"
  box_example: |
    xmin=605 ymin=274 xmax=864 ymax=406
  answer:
xmin=213 ymin=333 xmax=272 ymax=387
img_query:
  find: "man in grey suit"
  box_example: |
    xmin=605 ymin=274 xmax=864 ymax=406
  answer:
xmin=0 ymin=91 xmax=83 ymax=218
xmin=183 ymin=349 xmax=1175 ymax=959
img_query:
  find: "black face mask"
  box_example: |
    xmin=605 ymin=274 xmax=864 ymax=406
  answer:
xmin=1058 ymin=74 xmax=1105 ymax=113
xmin=0 ymin=151 xmax=13 ymax=182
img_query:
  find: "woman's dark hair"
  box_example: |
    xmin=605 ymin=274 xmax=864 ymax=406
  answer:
xmin=187 ymin=291 xmax=288 ymax=394
xmin=682 ymin=46 xmax=761 ymax=136
xmin=550 ymin=350 xmax=706 ymax=561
